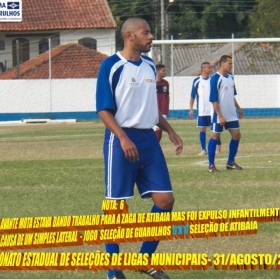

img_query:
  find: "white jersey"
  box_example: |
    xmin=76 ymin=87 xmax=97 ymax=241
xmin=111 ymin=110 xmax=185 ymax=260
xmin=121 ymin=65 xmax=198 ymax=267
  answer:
xmin=190 ymin=76 xmax=212 ymax=116
xmin=210 ymin=71 xmax=238 ymax=123
xmin=96 ymin=52 xmax=159 ymax=129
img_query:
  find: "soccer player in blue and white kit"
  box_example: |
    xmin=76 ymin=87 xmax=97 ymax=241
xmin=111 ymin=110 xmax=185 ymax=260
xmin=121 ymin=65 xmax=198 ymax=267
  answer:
xmin=208 ymin=55 xmax=244 ymax=172
xmin=189 ymin=62 xmax=221 ymax=155
xmin=96 ymin=18 xmax=183 ymax=279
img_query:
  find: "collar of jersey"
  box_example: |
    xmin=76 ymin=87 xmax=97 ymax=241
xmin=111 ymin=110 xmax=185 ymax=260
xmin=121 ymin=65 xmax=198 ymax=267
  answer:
xmin=218 ymin=71 xmax=229 ymax=78
xmin=201 ymin=76 xmax=210 ymax=80
xmin=117 ymin=52 xmax=142 ymax=66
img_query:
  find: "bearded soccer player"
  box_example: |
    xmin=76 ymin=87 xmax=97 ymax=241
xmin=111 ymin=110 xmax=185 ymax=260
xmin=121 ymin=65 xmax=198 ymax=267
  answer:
xmin=96 ymin=18 xmax=183 ymax=279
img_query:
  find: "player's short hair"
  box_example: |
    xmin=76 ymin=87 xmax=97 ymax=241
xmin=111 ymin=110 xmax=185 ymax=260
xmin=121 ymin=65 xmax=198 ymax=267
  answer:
xmin=220 ymin=55 xmax=232 ymax=64
xmin=121 ymin=18 xmax=148 ymax=40
xmin=201 ymin=62 xmax=210 ymax=70
xmin=156 ymin=64 xmax=165 ymax=71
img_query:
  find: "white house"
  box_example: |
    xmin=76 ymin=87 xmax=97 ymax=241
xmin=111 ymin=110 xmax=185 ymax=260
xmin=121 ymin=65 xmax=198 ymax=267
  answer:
xmin=0 ymin=0 xmax=116 ymax=71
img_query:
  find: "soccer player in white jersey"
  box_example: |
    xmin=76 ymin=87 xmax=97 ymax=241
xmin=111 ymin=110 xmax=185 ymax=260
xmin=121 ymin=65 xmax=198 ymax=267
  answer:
xmin=189 ymin=62 xmax=221 ymax=155
xmin=96 ymin=18 xmax=183 ymax=279
xmin=208 ymin=55 xmax=244 ymax=172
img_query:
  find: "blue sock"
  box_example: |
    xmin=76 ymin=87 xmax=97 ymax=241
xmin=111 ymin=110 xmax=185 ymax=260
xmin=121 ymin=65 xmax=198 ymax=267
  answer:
xmin=199 ymin=131 xmax=206 ymax=151
xmin=208 ymin=138 xmax=218 ymax=167
xmin=217 ymin=138 xmax=221 ymax=146
xmin=104 ymin=213 xmax=121 ymax=278
xmin=139 ymin=204 xmax=172 ymax=257
xmin=106 ymin=242 xmax=122 ymax=277
xmin=228 ymin=139 xmax=239 ymax=164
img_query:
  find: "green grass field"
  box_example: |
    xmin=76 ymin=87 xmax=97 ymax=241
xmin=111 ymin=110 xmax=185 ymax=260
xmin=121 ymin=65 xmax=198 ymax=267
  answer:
xmin=0 ymin=118 xmax=280 ymax=279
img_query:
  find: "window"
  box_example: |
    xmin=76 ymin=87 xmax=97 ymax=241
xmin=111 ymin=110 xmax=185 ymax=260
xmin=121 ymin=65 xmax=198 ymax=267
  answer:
xmin=12 ymin=38 xmax=29 ymax=67
xmin=39 ymin=39 xmax=49 ymax=54
xmin=78 ymin=38 xmax=96 ymax=50
xmin=0 ymin=39 xmax=5 ymax=50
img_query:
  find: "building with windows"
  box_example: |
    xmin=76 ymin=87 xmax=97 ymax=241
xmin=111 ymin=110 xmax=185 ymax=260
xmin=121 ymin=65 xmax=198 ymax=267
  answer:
xmin=0 ymin=0 xmax=116 ymax=72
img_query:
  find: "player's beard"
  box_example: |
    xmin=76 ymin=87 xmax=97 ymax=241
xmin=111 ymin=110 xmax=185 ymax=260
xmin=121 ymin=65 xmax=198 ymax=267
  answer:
xmin=134 ymin=35 xmax=152 ymax=53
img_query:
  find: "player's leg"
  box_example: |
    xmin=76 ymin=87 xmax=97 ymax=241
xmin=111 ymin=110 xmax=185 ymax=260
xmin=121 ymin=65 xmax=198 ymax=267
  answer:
xmin=226 ymin=122 xmax=242 ymax=170
xmin=216 ymin=137 xmax=222 ymax=154
xmin=197 ymin=116 xmax=210 ymax=155
xmin=136 ymin=140 xmax=173 ymax=278
xmin=198 ymin=127 xmax=207 ymax=155
xmin=103 ymin=129 xmax=140 ymax=279
xmin=139 ymin=192 xmax=174 ymax=252
xmin=208 ymin=122 xmax=223 ymax=172
xmin=137 ymin=192 xmax=173 ymax=279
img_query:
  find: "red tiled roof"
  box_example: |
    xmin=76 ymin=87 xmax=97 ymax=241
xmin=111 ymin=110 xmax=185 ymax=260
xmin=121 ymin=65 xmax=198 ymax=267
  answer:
xmin=0 ymin=0 xmax=116 ymax=31
xmin=0 ymin=43 xmax=108 ymax=79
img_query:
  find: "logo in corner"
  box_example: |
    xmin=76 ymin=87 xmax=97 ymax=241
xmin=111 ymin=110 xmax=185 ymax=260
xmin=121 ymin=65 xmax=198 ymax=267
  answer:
xmin=0 ymin=0 xmax=22 ymax=22
xmin=7 ymin=2 xmax=20 ymax=9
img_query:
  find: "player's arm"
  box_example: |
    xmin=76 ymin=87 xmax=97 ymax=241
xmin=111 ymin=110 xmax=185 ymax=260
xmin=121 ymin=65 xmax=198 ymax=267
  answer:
xmin=189 ymin=97 xmax=195 ymax=118
xmin=234 ymin=98 xmax=244 ymax=119
xmin=189 ymin=79 xmax=197 ymax=118
xmin=157 ymin=112 xmax=183 ymax=155
xmin=210 ymin=75 xmax=226 ymax=125
xmin=96 ymin=60 xmax=139 ymax=162
xmin=212 ymin=102 xmax=226 ymax=125
xmin=233 ymin=83 xmax=244 ymax=119
xmin=98 ymin=110 xmax=139 ymax=162
xmin=167 ymin=81 xmax=170 ymax=116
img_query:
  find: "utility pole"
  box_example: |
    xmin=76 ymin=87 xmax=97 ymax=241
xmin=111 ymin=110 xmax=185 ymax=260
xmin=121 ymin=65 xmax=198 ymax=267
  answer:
xmin=160 ymin=0 xmax=166 ymax=64
xmin=16 ymin=39 xmax=20 ymax=79
xmin=160 ymin=0 xmax=172 ymax=75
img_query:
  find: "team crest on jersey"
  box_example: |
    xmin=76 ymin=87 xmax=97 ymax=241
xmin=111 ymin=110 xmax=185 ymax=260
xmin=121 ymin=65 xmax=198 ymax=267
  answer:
xmin=163 ymin=86 xmax=167 ymax=92
xmin=129 ymin=77 xmax=139 ymax=87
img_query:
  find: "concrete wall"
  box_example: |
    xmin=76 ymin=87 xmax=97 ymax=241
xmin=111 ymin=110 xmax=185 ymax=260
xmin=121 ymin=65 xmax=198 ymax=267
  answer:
xmin=1 ymin=75 xmax=279 ymax=122
xmin=168 ymin=75 xmax=280 ymax=110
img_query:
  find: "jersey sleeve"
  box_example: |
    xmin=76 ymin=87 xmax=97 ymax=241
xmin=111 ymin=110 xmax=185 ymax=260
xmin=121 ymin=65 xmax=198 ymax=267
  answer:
xmin=95 ymin=59 xmax=116 ymax=114
xmin=167 ymin=80 xmax=170 ymax=95
xmin=234 ymin=85 xmax=237 ymax=96
xmin=190 ymin=77 xmax=199 ymax=99
xmin=232 ymin=77 xmax=237 ymax=96
xmin=209 ymin=74 xmax=219 ymax=102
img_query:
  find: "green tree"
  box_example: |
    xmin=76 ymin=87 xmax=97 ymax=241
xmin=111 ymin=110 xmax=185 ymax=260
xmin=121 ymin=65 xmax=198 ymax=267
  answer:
xmin=249 ymin=0 xmax=280 ymax=37
xmin=167 ymin=3 xmax=201 ymax=39
xmin=164 ymin=0 xmax=253 ymax=39
xmin=198 ymin=0 xmax=251 ymax=38
xmin=107 ymin=0 xmax=253 ymax=49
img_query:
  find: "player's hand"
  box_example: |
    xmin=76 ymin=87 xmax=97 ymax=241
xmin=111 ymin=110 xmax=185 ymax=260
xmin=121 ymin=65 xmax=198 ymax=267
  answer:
xmin=219 ymin=116 xmax=226 ymax=126
xmin=238 ymin=109 xmax=244 ymax=119
xmin=120 ymin=137 xmax=139 ymax=162
xmin=168 ymin=131 xmax=183 ymax=155
xmin=189 ymin=109 xmax=194 ymax=119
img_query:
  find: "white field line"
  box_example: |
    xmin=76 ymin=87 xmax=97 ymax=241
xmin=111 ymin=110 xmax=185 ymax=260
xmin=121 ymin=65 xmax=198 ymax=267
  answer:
xmin=193 ymin=154 xmax=280 ymax=168
xmin=0 ymin=134 xmax=104 ymax=141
